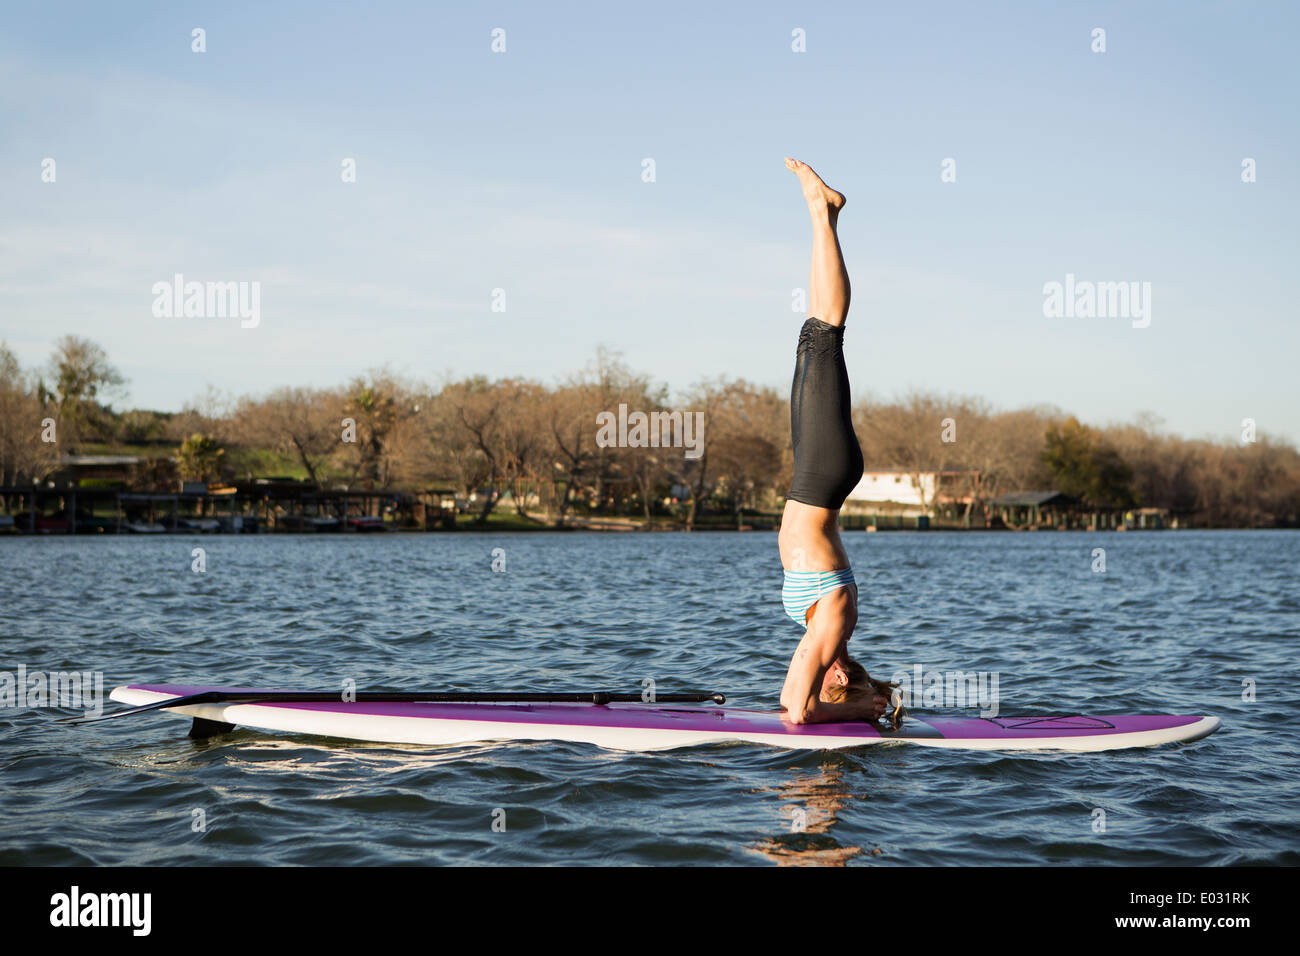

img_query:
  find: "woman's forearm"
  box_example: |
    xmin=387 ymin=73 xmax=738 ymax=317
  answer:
xmin=786 ymin=696 xmax=879 ymax=725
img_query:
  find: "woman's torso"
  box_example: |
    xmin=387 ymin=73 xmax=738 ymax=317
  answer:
xmin=778 ymin=499 xmax=851 ymax=570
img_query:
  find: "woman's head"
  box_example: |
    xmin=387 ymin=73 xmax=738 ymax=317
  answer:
xmin=821 ymin=655 xmax=895 ymax=707
xmin=820 ymin=655 xmax=867 ymax=703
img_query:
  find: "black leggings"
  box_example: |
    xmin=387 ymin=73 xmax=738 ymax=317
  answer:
xmin=787 ymin=317 xmax=864 ymax=510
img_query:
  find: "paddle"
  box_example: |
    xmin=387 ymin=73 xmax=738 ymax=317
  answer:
xmin=65 ymin=689 xmax=728 ymax=724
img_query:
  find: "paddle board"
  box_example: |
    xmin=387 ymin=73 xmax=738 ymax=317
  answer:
xmin=108 ymin=684 xmax=1221 ymax=753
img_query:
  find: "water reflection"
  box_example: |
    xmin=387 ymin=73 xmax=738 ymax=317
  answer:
xmin=749 ymin=761 xmax=885 ymax=866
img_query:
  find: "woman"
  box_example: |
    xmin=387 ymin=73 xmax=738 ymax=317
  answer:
xmin=777 ymin=158 xmax=897 ymax=726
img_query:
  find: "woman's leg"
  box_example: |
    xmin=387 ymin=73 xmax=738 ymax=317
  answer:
xmin=786 ymin=158 xmax=850 ymax=327
xmin=781 ymin=159 xmax=864 ymax=542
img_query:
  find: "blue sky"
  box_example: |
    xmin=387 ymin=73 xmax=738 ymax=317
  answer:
xmin=2 ymin=1 xmax=1296 ymax=443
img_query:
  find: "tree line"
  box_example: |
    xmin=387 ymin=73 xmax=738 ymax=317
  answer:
xmin=2 ymin=337 xmax=1298 ymax=528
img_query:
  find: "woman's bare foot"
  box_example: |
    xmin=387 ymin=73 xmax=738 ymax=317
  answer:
xmin=785 ymin=157 xmax=846 ymax=214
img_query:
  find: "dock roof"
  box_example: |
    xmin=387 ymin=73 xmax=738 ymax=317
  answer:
xmin=989 ymin=491 xmax=1076 ymax=507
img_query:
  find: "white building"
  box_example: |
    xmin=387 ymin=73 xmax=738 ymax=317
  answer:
xmin=844 ymin=470 xmax=934 ymax=514
xmin=843 ymin=469 xmax=978 ymax=516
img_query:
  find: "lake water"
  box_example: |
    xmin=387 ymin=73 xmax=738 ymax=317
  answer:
xmin=2 ymin=530 xmax=1296 ymax=865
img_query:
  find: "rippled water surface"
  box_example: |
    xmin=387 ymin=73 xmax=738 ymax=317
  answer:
xmin=2 ymin=530 xmax=1296 ymax=865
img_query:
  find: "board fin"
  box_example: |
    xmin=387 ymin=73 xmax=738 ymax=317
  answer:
xmin=188 ymin=717 xmax=237 ymax=738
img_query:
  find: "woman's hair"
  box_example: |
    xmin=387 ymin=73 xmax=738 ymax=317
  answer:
xmin=822 ymin=656 xmax=896 ymax=706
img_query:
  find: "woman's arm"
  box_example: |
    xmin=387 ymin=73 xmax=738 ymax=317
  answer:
xmin=779 ymin=589 xmax=882 ymax=724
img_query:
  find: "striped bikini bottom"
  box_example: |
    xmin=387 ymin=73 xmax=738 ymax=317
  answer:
xmin=781 ymin=567 xmax=857 ymax=628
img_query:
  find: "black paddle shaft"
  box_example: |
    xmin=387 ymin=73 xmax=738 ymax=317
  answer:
xmin=65 ymin=689 xmax=728 ymax=724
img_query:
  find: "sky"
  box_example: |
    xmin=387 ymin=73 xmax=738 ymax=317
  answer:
xmin=1 ymin=1 xmax=1297 ymax=444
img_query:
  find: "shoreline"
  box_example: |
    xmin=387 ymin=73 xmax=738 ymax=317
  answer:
xmin=4 ymin=523 xmax=1296 ymax=537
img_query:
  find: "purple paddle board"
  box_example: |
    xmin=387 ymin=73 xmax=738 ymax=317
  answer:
xmin=106 ymin=684 xmax=1221 ymax=753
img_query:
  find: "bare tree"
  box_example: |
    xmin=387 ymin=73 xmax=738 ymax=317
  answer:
xmin=437 ymin=377 xmax=547 ymax=524
xmin=0 ymin=343 xmax=59 ymax=486
xmin=496 ymin=380 xmax=550 ymax=518
xmin=546 ymin=382 xmax=601 ymax=526
xmin=235 ymin=387 xmax=342 ymax=487
xmin=706 ymin=380 xmax=787 ymax=527
xmin=668 ymin=377 xmax=746 ymax=531
xmin=857 ymin=390 xmax=965 ymax=513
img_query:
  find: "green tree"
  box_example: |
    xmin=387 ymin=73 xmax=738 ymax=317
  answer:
xmin=48 ymin=336 xmax=127 ymax=449
xmin=176 ymin=433 xmax=225 ymax=482
xmin=344 ymin=382 xmax=398 ymax=488
xmin=1042 ymin=417 xmax=1136 ymax=508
